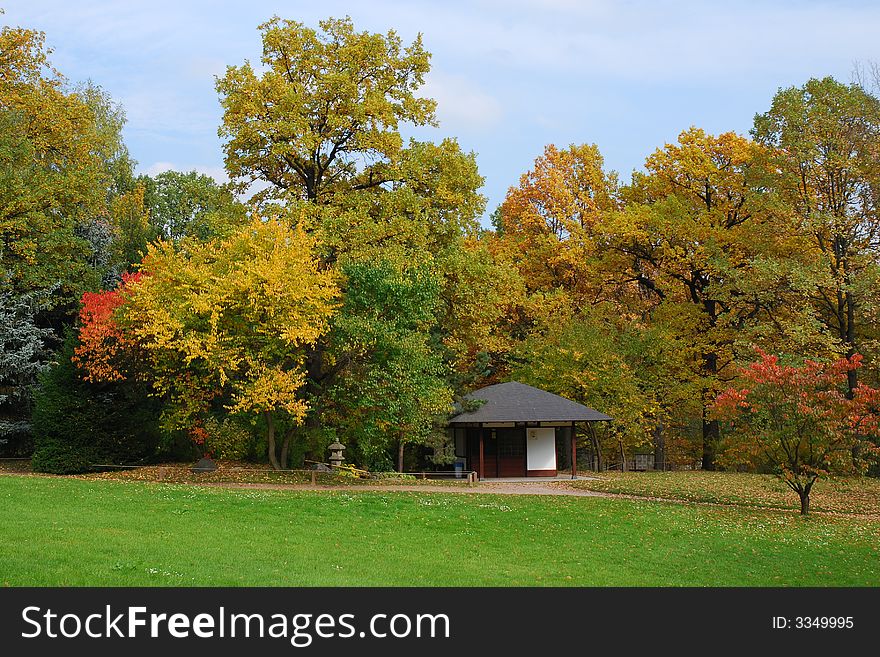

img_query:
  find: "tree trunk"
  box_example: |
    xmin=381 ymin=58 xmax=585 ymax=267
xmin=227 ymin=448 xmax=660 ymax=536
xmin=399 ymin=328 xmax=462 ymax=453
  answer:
xmin=280 ymin=430 xmax=292 ymax=470
xmin=587 ymin=424 xmax=603 ymax=471
xmin=701 ymin=417 xmax=719 ymax=471
xmin=842 ymin=277 xmax=861 ymax=467
xmin=799 ymin=479 xmax=815 ymax=516
xmin=653 ymin=424 xmax=665 ymax=471
xmin=265 ymin=411 xmax=280 ymax=471
xmin=846 ymin=366 xmax=858 ymax=399
xmin=700 ymin=299 xmax=720 ymax=471
xmin=701 ymin=363 xmax=720 ymax=472
xmin=398 ymin=440 xmax=405 ymax=473
xmin=304 ymin=343 xmax=325 ymax=432
xmin=618 ymin=438 xmax=627 ymax=472
xmin=799 ymin=491 xmax=810 ymax=515
xmin=844 ymin=274 xmax=857 ymax=396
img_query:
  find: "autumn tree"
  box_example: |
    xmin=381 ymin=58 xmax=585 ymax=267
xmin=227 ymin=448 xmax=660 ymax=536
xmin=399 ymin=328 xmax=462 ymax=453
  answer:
xmin=489 ymin=143 xmax=624 ymax=392
xmin=216 ymin=16 xmax=485 ymax=271
xmin=713 ymin=350 xmax=880 ymax=514
xmin=510 ymin=304 xmax=702 ymax=470
xmin=753 ymin=77 xmax=880 ymax=395
xmin=216 ymin=16 xmax=488 ymax=453
xmin=0 ymin=25 xmax=133 ymax=309
xmin=491 ymin=131 xmax=820 ymax=469
xmin=604 ymin=128 xmax=821 ymax=469
xmin=217 ymin=16 xmax=435 ymax=205
xmin=496 ymin=143 xmax=619 ymax=302
xmin=72 ymin=272 xmax=143 ymax=384
xmin=1 ymin=22 xmax=137 ymax=447
xmin=75 ymin=218 xmax=338 ymax=469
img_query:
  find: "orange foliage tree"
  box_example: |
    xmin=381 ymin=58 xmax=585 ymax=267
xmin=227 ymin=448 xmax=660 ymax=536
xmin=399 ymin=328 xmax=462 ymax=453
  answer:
xmin=496 ymin=143 xmax=618 ymax=301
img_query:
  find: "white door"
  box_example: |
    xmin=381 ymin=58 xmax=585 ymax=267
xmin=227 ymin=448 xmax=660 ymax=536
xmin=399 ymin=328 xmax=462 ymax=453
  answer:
xmin=526 ymin=428 xmax=556 ymax=473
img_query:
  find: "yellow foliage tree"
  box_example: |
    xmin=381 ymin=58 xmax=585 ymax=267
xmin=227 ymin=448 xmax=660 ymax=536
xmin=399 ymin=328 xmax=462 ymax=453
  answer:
xmin=753 ymin=77 xmax=880 ymax=395
xmin=121 ymin=218 xmax=338 ymax=469
xmin=216 ymin=15 xmax=436 ymax=206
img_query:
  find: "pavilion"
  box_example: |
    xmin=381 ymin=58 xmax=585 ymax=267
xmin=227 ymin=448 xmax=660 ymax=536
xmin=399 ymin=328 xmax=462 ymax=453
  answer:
xmin=448 ymin=381 xmax=612 ymax=479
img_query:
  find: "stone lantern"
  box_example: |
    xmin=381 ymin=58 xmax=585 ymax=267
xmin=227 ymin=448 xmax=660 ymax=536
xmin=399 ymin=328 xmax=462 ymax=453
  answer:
xmin=328 ymin=441 xmax=346 ymax=468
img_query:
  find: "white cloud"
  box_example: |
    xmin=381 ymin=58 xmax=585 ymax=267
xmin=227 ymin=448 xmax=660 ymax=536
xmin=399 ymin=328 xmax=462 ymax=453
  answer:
xmin=142 ymin=162 xmax=176 ymax=176
xmin=184 ymin=56 xmax=228 ymax=81
xmin=421 ymin=72 xmax=503 ymax=131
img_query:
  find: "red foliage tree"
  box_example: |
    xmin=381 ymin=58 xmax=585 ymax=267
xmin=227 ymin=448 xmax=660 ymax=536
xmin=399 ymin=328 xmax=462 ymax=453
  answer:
xmin=72 ymin=272 xmax=144 ymax=383
xmin=712 ymin=349 xmax=880 ymax=514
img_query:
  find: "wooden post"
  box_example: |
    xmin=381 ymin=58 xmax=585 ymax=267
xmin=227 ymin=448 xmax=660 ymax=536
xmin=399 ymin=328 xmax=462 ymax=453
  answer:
xmin=479 ymin=427 xmax=485 ymax=481
xmin=311 ymin=470 xmax=316 ymax=485
xmin=571 ymin=423 xmax=577 ymax=479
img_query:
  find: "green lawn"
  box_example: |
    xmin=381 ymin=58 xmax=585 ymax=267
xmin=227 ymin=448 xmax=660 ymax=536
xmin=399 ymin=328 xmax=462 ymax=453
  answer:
xmin=1 ymin=474 xmax=878 ymax=586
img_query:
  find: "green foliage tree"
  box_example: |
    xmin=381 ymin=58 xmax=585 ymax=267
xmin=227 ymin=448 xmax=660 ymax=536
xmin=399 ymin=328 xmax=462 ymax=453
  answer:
xmin=31 ymin=333 xmax=162 ymax=474
xmin=0 ymin=26 xmax=134 ymax=310
xmin=0 ymin=287 xmax=53 ymax=454
xmin=139 ymin=170 xmax=248 ymax=242
xmin=326 ymin=261 xmax=452 ymax=470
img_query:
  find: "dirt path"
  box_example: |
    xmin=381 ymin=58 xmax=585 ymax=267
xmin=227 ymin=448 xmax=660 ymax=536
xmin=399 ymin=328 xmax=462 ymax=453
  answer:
xmin=197 ymin=481 xmax=611 ymax=497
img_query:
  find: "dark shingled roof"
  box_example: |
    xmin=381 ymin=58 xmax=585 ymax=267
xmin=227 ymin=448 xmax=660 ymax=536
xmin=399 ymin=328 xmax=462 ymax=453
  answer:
xmin=448 ymin=381 xmax=613 ymax=424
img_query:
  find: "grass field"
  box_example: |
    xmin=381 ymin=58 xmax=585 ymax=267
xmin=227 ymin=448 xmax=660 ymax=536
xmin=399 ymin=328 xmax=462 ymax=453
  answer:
xmin=1 ymin=474 xmax=878 ymax=586
xmin=563 ymin=471 xmax=880 ymax=515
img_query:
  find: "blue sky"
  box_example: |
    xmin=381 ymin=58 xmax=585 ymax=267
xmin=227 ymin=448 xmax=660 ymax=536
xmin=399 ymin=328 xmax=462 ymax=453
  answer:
xmin=5 ymin=1 xmax=880 ymax=221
